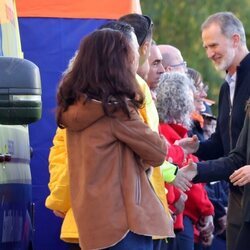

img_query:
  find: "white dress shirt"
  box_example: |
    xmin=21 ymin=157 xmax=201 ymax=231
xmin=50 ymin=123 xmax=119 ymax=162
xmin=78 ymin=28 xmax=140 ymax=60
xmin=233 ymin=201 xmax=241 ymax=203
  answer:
xmin=225 ymin=72 xmax=236 ymax=105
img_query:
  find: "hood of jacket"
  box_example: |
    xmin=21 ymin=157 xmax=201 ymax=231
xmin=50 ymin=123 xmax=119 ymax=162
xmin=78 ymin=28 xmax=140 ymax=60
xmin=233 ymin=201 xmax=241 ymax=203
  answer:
xmin=61 ymin=95 xmax=108 ymax=132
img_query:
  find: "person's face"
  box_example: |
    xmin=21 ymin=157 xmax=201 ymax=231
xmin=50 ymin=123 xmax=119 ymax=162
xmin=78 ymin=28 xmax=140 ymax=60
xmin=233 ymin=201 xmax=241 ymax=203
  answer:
xmin=130 ymin=32 xmax=140 ymax=74
xmin=168 ymin=61 xmax=187 ymax=73
xmin=202 ymin=23 xmax=236 ymax=72
xmin=194 ymin=80 xmax=208 ymax=112
xmin=137 ymin=59 xmax=150 ymax=81
xmin=164 ymin=51 xmax=187 ymax=74
xmin=203 ymin=118 xmax=217 ymax=139
xmin=139 ymin=37 xmax=152 ymax=66
xmin=194 ymin=97 xmax=206 ymax=113
xmin=147 ymin=45 xmax=165 ymax=90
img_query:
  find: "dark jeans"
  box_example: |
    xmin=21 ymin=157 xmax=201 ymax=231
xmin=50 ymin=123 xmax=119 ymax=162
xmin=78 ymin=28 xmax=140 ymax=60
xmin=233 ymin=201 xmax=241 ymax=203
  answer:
xmin=166 ymin=237 xmax=176 ymax=250
xmin=175 ymin=216 xmax=194 ymax=250
xmin=194 ymin=235 xmax=226 ymax=250
xmin=106 ymin=231 xmax=153 ymax=250
xmin=153 ymin=239 xmax=168 ymax=250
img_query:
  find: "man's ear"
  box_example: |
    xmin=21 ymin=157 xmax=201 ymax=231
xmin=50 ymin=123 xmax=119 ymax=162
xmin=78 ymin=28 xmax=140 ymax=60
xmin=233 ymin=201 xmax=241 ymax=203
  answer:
xmin=232 ymin=33 xmax=240 ymax=47
xmin=140 ymin=41 xmax=150 ymax=57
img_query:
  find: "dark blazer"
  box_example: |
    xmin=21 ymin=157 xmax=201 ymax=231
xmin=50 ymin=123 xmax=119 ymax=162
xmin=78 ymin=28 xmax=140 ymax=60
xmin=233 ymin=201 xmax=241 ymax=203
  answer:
xmin=195 ymin=102 xmax=250 ymax=221
xmin=196 ymin=53 xmax=250 ymax=161
xmin=194 ymin=53 xmax=250 ymax=250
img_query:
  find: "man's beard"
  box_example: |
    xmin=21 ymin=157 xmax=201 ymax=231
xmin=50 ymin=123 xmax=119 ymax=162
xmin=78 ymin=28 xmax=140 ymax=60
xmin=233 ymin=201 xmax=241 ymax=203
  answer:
xmin=214 ymin=48 xmax=235 ymax=71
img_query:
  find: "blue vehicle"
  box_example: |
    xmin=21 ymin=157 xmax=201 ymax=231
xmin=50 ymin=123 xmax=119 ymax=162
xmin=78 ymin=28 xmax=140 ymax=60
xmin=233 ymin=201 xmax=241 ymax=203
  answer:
xmin=0 ymin=1 xmax=42 ymax=249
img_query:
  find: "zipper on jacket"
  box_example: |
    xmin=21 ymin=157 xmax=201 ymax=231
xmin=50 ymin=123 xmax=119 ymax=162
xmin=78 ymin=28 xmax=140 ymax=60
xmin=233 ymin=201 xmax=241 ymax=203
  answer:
xmin=228 ymin=94 xmax=233 ymax=151
xmin=228 ymin=73 xmax=238 ymax=151
xmin=135 ymin=175 xmax=141 ymax=205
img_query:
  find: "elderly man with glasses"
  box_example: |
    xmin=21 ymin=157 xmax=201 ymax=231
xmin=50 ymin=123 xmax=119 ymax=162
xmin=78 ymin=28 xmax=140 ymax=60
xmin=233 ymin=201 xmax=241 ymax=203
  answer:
xmin=158 ymin=44 xmax=187 ymax=73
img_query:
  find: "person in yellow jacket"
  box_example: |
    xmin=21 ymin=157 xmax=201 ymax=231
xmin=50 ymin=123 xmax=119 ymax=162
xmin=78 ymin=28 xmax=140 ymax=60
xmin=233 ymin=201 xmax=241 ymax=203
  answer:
xmin=46 ymin=19 xmax=191 ymax=249
xmin=45 ymin=128 xmax=78 ymax=243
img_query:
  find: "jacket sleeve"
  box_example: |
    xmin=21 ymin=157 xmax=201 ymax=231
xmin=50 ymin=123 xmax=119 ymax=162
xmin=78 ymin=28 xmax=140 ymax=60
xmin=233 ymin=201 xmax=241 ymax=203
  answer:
xmin=167 ymin=144 xmax=185 ymax=167
xmin=194 ymin=109 xmax=249 ymax=183
xmin=196 ymin=129 xmax=224 ymax=160
xmin=112 ymin=108 xmax=167 ymax=169
xmin=45 ymin=128 xmax=71 ymax=213
xmin=195 ymin=84 xmax=226 ymax=160
xmin=165 ymin=184 xmax=181 ymax=214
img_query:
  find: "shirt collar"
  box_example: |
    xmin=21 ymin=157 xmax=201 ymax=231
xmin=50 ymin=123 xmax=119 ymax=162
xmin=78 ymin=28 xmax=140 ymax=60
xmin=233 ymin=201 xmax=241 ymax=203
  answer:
xmin=225 ymin=72 xmax=236 ymax=85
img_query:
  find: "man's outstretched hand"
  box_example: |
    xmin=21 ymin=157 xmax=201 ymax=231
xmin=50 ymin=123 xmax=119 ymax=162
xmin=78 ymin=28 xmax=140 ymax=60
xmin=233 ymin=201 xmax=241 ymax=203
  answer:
xmin=172 ymin=160 xmax=198 ymax=191
xmin=176 ymin=135 xmax=199 ymax=155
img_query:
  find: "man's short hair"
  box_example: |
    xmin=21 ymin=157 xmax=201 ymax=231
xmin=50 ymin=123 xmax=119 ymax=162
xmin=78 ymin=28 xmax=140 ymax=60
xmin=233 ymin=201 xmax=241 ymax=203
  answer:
xmin=119 ymin=14 xmax=153 ymax=46
xmin=98 ymin=21 xmax=134 ymax=41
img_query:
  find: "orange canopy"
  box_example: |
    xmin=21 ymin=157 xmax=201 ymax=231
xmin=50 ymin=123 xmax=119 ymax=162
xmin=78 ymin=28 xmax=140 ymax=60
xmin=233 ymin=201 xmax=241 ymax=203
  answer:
xmin=16 ymin=0 xmax=142 ymax=19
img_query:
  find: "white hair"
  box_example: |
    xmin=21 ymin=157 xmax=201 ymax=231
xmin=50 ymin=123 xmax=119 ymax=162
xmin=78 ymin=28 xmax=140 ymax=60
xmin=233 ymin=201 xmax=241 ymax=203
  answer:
xmin=156 ymin=72 xmax=195 ymax=128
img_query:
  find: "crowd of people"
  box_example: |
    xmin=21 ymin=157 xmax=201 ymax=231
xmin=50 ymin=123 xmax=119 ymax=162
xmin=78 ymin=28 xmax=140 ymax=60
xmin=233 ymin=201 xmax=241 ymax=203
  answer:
xmin=45 ymin=11 xmax=250 ymax=250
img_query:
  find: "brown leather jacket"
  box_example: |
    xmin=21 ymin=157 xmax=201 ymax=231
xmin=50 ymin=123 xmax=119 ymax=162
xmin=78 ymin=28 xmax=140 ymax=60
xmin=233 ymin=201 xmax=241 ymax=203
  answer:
xmin=61 ymin=97 xmax=173 ymax=249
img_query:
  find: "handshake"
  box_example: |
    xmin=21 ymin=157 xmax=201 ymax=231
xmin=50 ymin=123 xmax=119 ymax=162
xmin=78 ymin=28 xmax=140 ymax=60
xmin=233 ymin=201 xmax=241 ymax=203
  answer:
xmin=171 ymin=134 xmax=200 ymax=191
xmin=160 ymin=134 xmax=201 ymax=191
xmin=161 ymin=160 xmax=198 ymax=191
xmin=173 ymin=160 xmax=198 ymax=191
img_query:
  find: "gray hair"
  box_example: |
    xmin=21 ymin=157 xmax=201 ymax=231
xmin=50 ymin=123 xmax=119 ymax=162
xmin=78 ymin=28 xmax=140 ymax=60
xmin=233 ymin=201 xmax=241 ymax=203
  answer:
xmin=201 ymin=12 xmax=246 ymax=44
xmin=156 ymin=72 xmax=195 ymax=128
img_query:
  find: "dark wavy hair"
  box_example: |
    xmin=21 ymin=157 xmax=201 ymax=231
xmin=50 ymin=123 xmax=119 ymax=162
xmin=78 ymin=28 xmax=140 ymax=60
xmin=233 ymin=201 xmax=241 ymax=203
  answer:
xmin=56 ymin=28 xmax=144 ymax=125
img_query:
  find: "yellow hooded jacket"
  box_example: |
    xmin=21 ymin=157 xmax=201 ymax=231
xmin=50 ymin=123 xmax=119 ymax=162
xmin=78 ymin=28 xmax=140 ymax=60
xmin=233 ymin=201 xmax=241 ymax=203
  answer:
xmin=45 ymin=75 xmax=174 ymax=242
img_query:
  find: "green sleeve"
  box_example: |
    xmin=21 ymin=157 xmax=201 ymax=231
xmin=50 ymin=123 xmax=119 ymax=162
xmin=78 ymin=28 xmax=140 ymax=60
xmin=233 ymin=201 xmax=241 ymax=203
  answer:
xmin=160 ymin=160 xmax=178 ymax=183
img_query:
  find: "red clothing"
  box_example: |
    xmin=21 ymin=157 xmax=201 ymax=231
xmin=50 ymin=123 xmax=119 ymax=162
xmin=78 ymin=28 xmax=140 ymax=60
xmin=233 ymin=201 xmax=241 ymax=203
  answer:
xmin=160 ymin=123 xmax=214 ymax=231
xmin=165 ymin=183 xmax=183 ymax=231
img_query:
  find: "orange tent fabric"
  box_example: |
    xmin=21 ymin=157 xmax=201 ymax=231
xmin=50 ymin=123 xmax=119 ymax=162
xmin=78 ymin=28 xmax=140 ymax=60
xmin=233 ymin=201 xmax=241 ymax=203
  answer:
xmin=16 ymin=0 xmax=142 ymax=19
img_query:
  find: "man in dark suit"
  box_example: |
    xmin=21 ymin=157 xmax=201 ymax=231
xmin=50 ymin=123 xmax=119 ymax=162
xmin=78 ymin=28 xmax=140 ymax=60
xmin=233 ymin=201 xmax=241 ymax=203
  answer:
xmin=177 ymin=12 xmax=250 ymax=250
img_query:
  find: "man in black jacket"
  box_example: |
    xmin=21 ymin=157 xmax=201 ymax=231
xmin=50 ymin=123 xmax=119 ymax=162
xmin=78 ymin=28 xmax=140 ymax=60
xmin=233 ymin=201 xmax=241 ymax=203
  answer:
xmin=178 ymin=12 xmax=250 ymax=250
xmin=182 ymin=102 xmax=250 ymax=250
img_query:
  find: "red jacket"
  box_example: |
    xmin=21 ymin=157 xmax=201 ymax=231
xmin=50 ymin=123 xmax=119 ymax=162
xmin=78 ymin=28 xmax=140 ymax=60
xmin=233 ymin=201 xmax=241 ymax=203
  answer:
xmin=160 ymin=123 xmax=214 ymax=230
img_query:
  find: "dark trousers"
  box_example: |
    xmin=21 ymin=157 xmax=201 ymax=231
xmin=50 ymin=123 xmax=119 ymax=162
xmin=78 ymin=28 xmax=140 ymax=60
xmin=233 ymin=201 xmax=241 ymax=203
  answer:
xmin=68 ymin=243 xmax=81 ymax=250
xmin=153 ymin=239 xmax=168 ymax=250
xmin=210 ymin=236 xmax=226 ymax=250
xmin=166 ymin=237 xmax=176 ymax=250
xmin=106 ymin=231 xmax=153 ymax=250
xmin=235 ymin=221 xmax=250 ymax=250
xmin=226 ymin=190 xmax=242 ymax=250
xmin=175 ymin=216 xmax=194 ymax=250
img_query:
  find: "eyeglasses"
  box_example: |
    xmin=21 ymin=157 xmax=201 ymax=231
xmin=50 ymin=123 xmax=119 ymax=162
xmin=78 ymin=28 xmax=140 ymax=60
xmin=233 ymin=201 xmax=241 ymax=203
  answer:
xmin=139 ymin=15 xmax=154 ymax=46
xmin=170 ymin=61 xmax=187 ymax=68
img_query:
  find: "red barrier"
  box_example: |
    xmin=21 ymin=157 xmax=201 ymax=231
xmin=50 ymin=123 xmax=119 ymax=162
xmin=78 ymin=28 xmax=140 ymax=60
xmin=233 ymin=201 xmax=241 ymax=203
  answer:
xmin=16 ymin=0 xmax=141 ymax=19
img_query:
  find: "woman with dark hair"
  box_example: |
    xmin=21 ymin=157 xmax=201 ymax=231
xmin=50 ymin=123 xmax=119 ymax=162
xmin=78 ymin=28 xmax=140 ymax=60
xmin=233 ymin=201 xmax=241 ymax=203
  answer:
xmin=56 ymin=28 xmax=172 ymax=250
xmin=57 ymin=28 xmax=141 ymax=120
